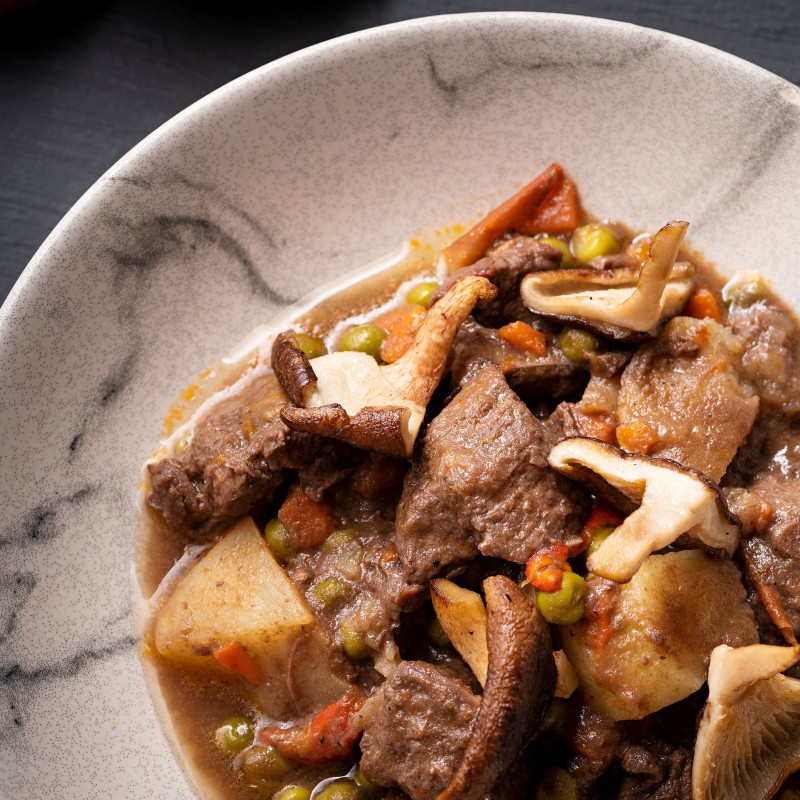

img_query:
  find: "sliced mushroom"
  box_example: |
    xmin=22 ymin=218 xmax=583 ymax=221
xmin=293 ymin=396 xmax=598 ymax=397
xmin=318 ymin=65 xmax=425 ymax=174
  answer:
xmin=548 ymin=437 xmax=739 ymax=582
xmin=280 ymin=276 xmax=496 ymax=458
xmin=693 ymin=643 xmax=800 ymax=800
xmin=520 ymin=221 xmax=694 ymax=341
xmin=437 ymin=576 xmax=555 ymax=800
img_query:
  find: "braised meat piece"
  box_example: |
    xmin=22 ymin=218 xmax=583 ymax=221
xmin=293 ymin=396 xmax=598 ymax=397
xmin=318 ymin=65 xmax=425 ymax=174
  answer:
xmin=617 ymin=316 xmax=758 ymax=481
xmin=395 ymin=363 xmax=591 ymax=582
xmin=431 ymin=235 xmax=562 ymax=327
xmin=725 ymin=413 xmax=800 ymax=652
xmin=148 ymin=371 xmax=353 ymax=537
xmin=727 ymin=293 xmax=800 ymax=413
xmin=451 ymin=318 xmax=588 ymax=403
xmin=359 ymin=661 xmax=480 ymax=799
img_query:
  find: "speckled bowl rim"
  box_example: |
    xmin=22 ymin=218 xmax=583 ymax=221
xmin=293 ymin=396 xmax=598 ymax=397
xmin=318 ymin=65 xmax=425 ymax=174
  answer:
xmin=2 ymin=10 xmax=798 ymax=328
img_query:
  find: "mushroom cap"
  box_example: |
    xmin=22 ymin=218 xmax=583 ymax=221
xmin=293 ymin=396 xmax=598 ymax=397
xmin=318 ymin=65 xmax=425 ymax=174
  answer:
xmin=520 ymin=220 xmax=693 ymax=341
xmin=693 ymin=643 xmax=800 ymax=800
xmin=281 ymin=275 xmax=496 ymax=458
xmin=436 ymin=576 xmax=555 ymax=800
xmin=548 ymin=437 xmax=739 ymax=582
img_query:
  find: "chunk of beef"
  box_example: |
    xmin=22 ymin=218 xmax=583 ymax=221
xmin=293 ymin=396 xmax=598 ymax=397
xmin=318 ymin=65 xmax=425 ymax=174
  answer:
xmin=567 ymin=706 xmax=622 ymax=793
xmin=451 ymin=318 xmax=588 ymax=403
xmin=724 ymin=413 xmax=800 ymax=652
xmin=617 ymin=317 xmax=759 ymax=481
xmin=147 ymin=371 xmax=351 ymax=537
xmin=396 ymin=363 xmax=591 ymax=583
xmin=432 ymin=236 xmax=562 ymax=327
xmin=617 ymin=741 xmax=692 ymax=800
xmin=359 ymin=661 xmax=480 ymax=800
xmin=728 ymin=297 xmax=800 ymax=413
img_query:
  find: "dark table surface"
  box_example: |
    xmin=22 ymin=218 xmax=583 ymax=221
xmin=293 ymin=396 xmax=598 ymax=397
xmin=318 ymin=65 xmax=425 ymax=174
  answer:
xmin=2 ymin=0 xmax=799 ymax=307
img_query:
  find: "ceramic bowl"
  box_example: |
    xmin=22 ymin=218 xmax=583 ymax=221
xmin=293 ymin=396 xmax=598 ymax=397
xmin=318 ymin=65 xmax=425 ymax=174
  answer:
xmin=2 ymin=11 xmax=799 ymax=798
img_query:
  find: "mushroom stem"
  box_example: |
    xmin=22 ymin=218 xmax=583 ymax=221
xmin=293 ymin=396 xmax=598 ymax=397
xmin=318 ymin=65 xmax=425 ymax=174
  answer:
xmin=382 ymin=275 xmax=497 ymax=407
xmin=618 ymin=220 xmax=688 ymax=321
xmin=436 ymin=576 xmax=554 ymax=800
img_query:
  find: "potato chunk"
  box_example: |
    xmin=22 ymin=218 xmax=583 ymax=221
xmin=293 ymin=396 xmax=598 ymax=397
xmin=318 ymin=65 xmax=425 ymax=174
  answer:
xmin=153 ymin=516 xmax=314 ymax=663
xmin=617 ymin=317 xmax=758 ymax=481
xmin=561 ymin=550 xmax=758 ymax=720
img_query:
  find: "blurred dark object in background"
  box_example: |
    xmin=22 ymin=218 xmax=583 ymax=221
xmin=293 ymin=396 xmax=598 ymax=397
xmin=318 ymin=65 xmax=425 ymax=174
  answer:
xmin=0 ymin=0 xmax=37 ymax=13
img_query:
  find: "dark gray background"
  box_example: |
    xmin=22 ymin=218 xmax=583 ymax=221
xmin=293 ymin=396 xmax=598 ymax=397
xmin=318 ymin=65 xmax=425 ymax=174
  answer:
xmin=2 ymin=0 xmax=798 ymax=306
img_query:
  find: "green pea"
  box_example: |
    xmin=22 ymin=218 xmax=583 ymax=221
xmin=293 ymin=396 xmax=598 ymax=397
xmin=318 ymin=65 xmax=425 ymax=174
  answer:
xmin=538 ymin=698 xmax=570 ymax=737
xmin=323 ymin=528 xmax=359 ymax=551
xmin=559 ymin=328 xmax=599 ymax=363
xmin=213 ymin=716 xmax=254 ymax=755
xmin=355 ymin=764 xmax=378 ymax=790
xmin=587 ymin=526 xmax=616 ymax=557
xmin=337 ymin=324 xmax=387 ymax=360
xmin=535 ymin=767 xmax=578 ymax=800
xmin=536 ymin=572 xmax=587 ymax=626
xmin=295 ymin=333 xmax=327 ymax=360
xmin=264 ymin=517 xmax=292 ymax=563
xmin=405 ymin=281 xmax=439 ymax=308
xmin=425 ymin=618 xmax=451 ymax=648
xmin=537 ymin=236 xmax=573 ymax=267
xmin=570 ymin=223 xmax=620 ymax=264
xmin=340 ymin=617 xmax=371 ymax=661
xmin=239 ymin=745 xmax=291 ymax=789
xmin=273 ymin=787 xmax=312 ymax=800
xmin=315 ymin=779 xmax=362 ymax=800
xmin=312 ymin=577 xmax=351 ymax=608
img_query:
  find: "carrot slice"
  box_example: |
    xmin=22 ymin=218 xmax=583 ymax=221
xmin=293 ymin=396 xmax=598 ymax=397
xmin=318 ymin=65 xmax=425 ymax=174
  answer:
xmin=260 ymin=687 xmax=365 ymax=763
xmin=213 ymin=642 xmax=263 ymax=685
xmin=683 ymin=288 xmax=722 ymax=323
xmin=524 ymin=543 xmax=571 ymax=592
xmin=518 ymin=177 xmax=580 ymax=235
xmin=278 ymin=485 xmax=337 ymax=549
xmin=441 ymin=163 xmax=564 ymax=272
xmin=374 ymin=304 xmax=427 ymax=364
xmin=497 ymin=320 xmax=547 ymax=356
xmin=616 ymin=420 xmax=658 ymax=454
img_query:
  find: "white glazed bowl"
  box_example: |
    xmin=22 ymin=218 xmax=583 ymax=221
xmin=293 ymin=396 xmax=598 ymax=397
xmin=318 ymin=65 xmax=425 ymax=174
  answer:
xmin=2 ymin=12 xmax=799 ymax=799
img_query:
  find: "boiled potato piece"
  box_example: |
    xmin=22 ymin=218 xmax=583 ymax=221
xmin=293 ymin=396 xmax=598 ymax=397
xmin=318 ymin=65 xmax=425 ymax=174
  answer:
xmin=431 ymin=578 xmax=488 ymax=687
xmin=154 ymin=516 xmax=314 ymax=663
xmin=561 ymin=550 xmax=758 ymax=720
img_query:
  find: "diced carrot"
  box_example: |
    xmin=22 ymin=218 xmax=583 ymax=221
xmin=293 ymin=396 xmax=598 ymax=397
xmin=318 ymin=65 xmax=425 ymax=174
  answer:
xmin=616 ymin=421 xmax=658 ymax=454
xmin=683 ymin=288 xmax=722 ymax=323
xmin=374 ymin=304 xmax=427 ymax=364
xmin=583 ymin=580 xmax=620 ymax=656
xmin=518 ymin=177 xmax=580 ymax=235
xmin=260 ymin=687 xmax=365 ymax=763
xmin=524 ymin=543 xmax=571 ymax=592
xmin=213 ymin=642 xmax=263 ymax=685
xmin=441 ymin=163 xmax=564 ymax=272
xmin=584 ymin=502 xmax=625 ymax=536
xmin=278 ymin=485 xmax=337 ymax=549
xmin=497 ymin=320 xmax=548 ymax=356
xmin=572 ymin=409 xmax=616 ymax=444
